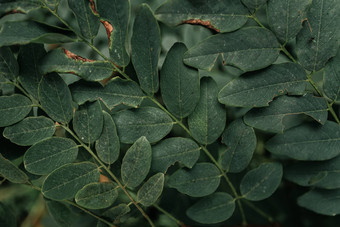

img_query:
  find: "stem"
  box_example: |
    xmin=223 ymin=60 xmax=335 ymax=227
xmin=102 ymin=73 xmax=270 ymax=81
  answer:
xmin=242 ymin=200 xmax=274 ymax=223
xmin=153 ymin=204 xmax=184 ymax=226
xmin=280 ymin=45 xmax=297 ymax=63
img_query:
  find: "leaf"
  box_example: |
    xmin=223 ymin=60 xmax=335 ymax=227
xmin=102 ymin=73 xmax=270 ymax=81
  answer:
xmin=183 ymin=27 xmax=280 ymax=71
xmin=151 ymin=137 xmax=200 ymax=173
xmin=0 ymin=153 xmax=28 ymax=183
xmin=70 ymin=77 xmax=145 ymax=109
xmin=102 ymin=204 xmax=130 ymax=222
xmin=95 ymin=111 xmax=120 ymax=164
xmin=42 ymin=162 xmax=100 ymax=200
xmin=39 ymin=73 xmax=73 ymax=123
xmin=40 ymin=48 xmax=114 ymax=81
xmin=160 ymin=42 xmax=199 ymax=118
xmin=75 ymin=182 xmax=118 ymax=209
xmin=267 ymin=0 xmax=312 ymax=43
xmin=323 ymin=49 xmax=340 ymax=102
xmin=265 ymin=121 xmax=340 ymax=160
xmin=285 ymin=155 xmax=340 ymax=189
xmin=168 ymin=162 xmax=221 ymax=197
xmin=240 ymin=162 xmax=283 ymax=201
xmin=0 ymin=20 xmax=75 ymax=47
xmin=220 ymin=119 xmax=256 ymax=173
xmin=0 ymin=46 xmax=19 ymax=81
xmin=0 ymin=94 xmax=32 ymax=127
xmin=121 ymin=136 xmax=152 ymax=188
xmin=73 ymin=100 xmax=103 ymax=144
xmin=68 ymin=0 xmax=100 ymax=40
xmin=244 ymin=94 xmax=328 ymax=133
xmin=0 ymin=202 xmax=16 ymax=227
xmin=96 ymin=0 xmax=130 ymax=66
xmin=0 ymin=1 xmax=42 ymax=17
xmin=24 ymin=137 xmax=78 ymax=175
xmin=3 ymin=116 xmax=56 ymax=146
xmin=18 ymin=43 xmax=46 ymax=99
xmin=131 ymin=3 xmax=160 ymax=94
xmin=298 ymin=189 xmax=340 ymax=216
xmin=241 ymin=0 xmax=267 ymax=9
xmin=186 ymin=192 xmax=235 ymax=224
xmin=218 ymin=63 xmax=307 ymax=107
xmin=155 ymin=0 xmax=248 ymax=33
xmin=188 ymin=77 xmax=226 ymax=145
xmin=114 ymin=107 xmax=173 ymax=144
xmin=46 ymin=200 xmax=74 ymax=227
xmin=296 ymin=0 xmax=339 ymax=71
xmin=137 ymin=173 xmax=164 ymax=207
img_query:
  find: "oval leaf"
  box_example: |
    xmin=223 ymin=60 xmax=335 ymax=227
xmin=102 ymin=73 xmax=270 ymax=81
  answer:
xmin=0 ymin=46 xmax=19 ymax=81
xmin=0 ymin=94 xmax=32 ymax=127
xmin=137 ymin=173 xmax=164 ymax=207
xmin=0 ymin=154 xmax=28 ymax=184
xmin=323 ymin=49 xmax=340 ymax=102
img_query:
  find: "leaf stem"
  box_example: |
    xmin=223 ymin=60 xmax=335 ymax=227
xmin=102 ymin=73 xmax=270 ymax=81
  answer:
xmin=153 ymin=204 xmax=184 ymax=226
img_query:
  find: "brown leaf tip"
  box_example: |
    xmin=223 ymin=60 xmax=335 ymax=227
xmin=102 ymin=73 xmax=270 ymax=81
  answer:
xmin=100 ymin=20 xmax=113 ymax=47
xmin=89 ymin=0 xmax=98 ymax=15
xmin=182 ymin=19 xmax=220 ymax=32
xmin=63 ymin=48 xmax=94 ymax=62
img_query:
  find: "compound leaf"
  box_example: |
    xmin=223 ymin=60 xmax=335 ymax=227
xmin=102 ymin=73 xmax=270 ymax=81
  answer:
xmin=0 ymin=94 xmax=32 ymax=127
xmin=0 ymin=46 xmax=19 ymax=81
xmin=323 ymin=49 xmax=340 ymax=102
xmin=137 ymin=173 xmax=164 ymax=207
xmin=0 ymin=153 xmax=28 ymax=184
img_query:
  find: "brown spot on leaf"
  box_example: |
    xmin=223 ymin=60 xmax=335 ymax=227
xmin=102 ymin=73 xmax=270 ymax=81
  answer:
xmin=0 ymin=10 xmax=24 ymax=18
xmin=63 ymin=48 xmax=94 ymax=62
xmin=101 ymin=20 xmax=113 ymax=47
xmin=182 ymin=19 xmax=220 ymax=32
xmin=99 ymin=174 xmax=110 ymax=182
xmin=89 ymin=0 xmax=98 ymax=15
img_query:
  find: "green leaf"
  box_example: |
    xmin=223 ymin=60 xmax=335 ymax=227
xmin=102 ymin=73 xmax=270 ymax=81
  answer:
xmin=70 ymin=77 xmax=145 ymax=109
xmin=244 ymin=94 xmax=328 ymax=133
xmin=24 ymin=137 xmax=78 ymax=175
xmin=285 ymin=155 xmax=340 ymax=189
xmin=265 ymin=121 xmax=340 ymax=160
xmin=3 ymin=116 xmax=56 ymax=146
xmin=220 ymin=119 xmax=256 ymax=173
xmin=0 ymin=1 xmax=42 ymax=17
xmin=0 ymin=94 xmax=32 ymax=127
xmin=121 ymin=136 xmax=152 ymax=188
xmin=75 ymin=182 xmax=118 ymax=209
xmin=218 ymin=63 xmax=307 ymax=107
xmin=0 ymin=202 xmax=16 ymax=227
xmin=183 ymin=27 xmax=280 ymax=71
xmin=40 ymin=48 xmax=114 ymax=81
xmin=73 ymin=100 xmax=103 ymax=144
xmin=323 ymin=49 xmax=340 ymax=102
xmin=18 ymin=44 xmax=46 ymax=99
xmin=0 ymin=20 xmax=75 ymax=46
xmin=102 ymin=204 xmax=130 ymax=222
xmin=160 ymin=42 xmax=199 ymax=118
xmin=241 ymin=0 xmax=267 ymax=9
xmin=188 ymin=77 xmax=226 ymax=145
xmin=95 ymin=111 xmax=120 ymax=164
xmin=114 ymin=107 xmax=173 ymax=144
xmin=267 ymin=0 xmax=312 ymax=43
xmin=46 ymin=200 xmax=74 ymax=227
xmin=42 ymin=162 xmax=100 ymax=200
xmin=131 ymin=3 xmax=160 ymax=94
xmin=68 ymin=0 xmax=100 ymax=40
xmin=0 ymin=153 xmax=28 ymax=183
xmin=96 ymin=0 xmax=130 ymax=66
xmin=0 ymin=46 xmax=19 ymax=81
xmin=39 ymin=73 xmax=73 ymax=123
xmin=151 ymin=137 xmax=200 ymax=173
xmin=296 ymin=0 xmax=339 ymax=71
xmin=298 ymin=189 xmax=340 ymax=216
xmin=137 ymin=173 xmax=164 ymax=207
xmin=240 ymin=162 xmax=283 ymax=201
xmin=186 ymin=192 xmax=235 ymax=224
xmin=155 ymin=0 xmax=248 ymax=33
xmin=168 ymin=162 xmax=221 ymax=197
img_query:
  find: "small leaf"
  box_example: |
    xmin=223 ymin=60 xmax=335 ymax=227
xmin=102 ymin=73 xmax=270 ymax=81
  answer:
xmin=155 ymin=0 xmax=248 ymax=33
xmin=188 ymin=77 xmax=226 ymax=145
xmin=121 ymin=137 xmax=152 ymax=188
xmin=46 ymin=200 xmax=74 ymax=227
xmin=220 ymin=119 xmax=256 ymax=173
xmin=75 ymin=182 xmax=118 ymax=209
xmin=241 ymin=0 xmax=267 ymax=9
xmin=137 ymin=173 xmax=164 ymax=207
xmin=183 ymin=27 xmax=280 ymax=71
xmin=0 ymin=1 xmax=42 ymax=17
xmin=298 ymin=189 xmax=340 ymax=216
xmin=151 ymin=137 xmax=200 ymax=173
xmin=323 ymin=49 xmax=340 ymax=102
xmin=218 ymin=63 xmax=307 ymax=107
xmin=24 ymin=137 xmax=78 ymax=175
xmin=168 ymin=162 xmax=221 ymax=197
xmin=131 ymin=3 xmax=160 ymax=94
xmin=186 ymin=192 xmax=235 ymax=224
xmin=0 ymin=202 xmax=16 ymax=227
xmin=0 ymin=46 xmax=19 ymax=81
xmin=244 ymin=94 xmax=328 ymax=133
xmin=95 ymin=111 xmax=120 ymax=164
xmin=160 ymin=42 xmax=199 ymax=118
xmin=265 ymin=121 xmax=340 ymax=161
xmin=240 ymin=162 xmax=283 ymax=201
xmin=3 ymin=116 xmax=56 ymax=146
xmin=114 ymin=107 xmax=173 ymax=144
xmin=0 ymin=153 xmax=28 ymax=184
xmin=39 ymin=73 xmax=73 ymax=123
xmin=70 ymin=77 xmax=145 ymax=109
xmin=102 ymin=204 xmax=130 ymax=222
xmin=42 ymin=162 xmax=100 ymax=200
xmin=0 ymin=94 xmax=32 ymax=127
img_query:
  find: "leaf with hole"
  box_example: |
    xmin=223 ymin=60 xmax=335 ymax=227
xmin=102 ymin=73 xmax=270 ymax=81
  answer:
xmin=137 ymin=173 xmax=164 ymax=207
xmin=0 ymin=94 xmax=32 ymax=127
xmin=0 ymin=154 xmax=28 ymax=184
